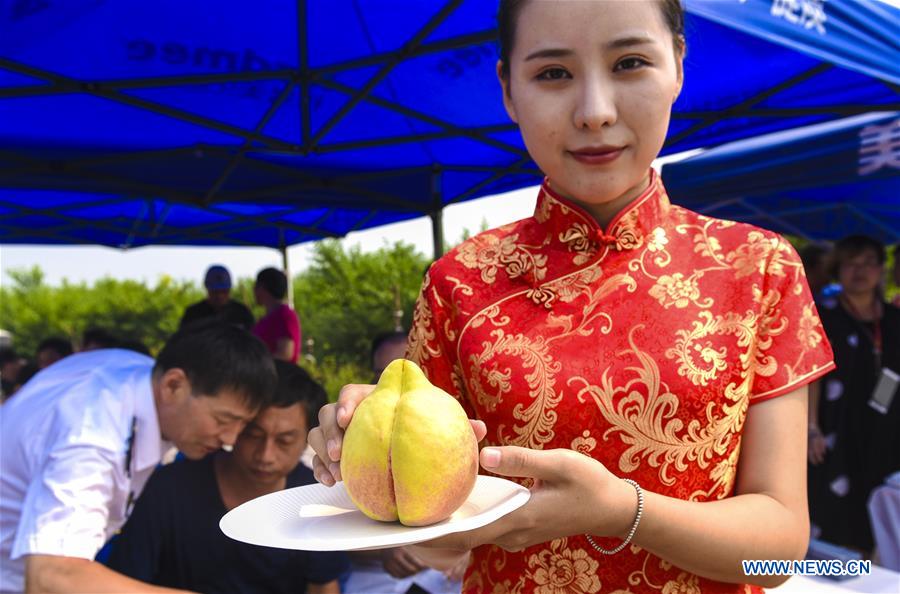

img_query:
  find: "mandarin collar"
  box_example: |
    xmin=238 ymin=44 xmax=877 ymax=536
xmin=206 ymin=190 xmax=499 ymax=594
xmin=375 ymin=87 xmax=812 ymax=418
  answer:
xmin=533 ymin=168 xmax=670 ymax=255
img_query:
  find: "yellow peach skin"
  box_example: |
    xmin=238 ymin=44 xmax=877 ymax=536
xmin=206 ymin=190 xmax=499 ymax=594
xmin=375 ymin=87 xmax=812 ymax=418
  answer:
xmin=340 ymin=359 xmax=478 ymax=526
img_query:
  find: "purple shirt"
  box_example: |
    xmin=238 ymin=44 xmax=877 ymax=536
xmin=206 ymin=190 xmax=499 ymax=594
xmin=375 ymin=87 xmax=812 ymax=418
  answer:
xmin=252 ymin=304 xmax=301 ymax=363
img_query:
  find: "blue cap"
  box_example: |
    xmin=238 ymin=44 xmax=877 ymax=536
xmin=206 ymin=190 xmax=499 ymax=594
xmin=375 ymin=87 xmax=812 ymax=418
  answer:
xmin=204 ymin=265 xmax=232 ymax=290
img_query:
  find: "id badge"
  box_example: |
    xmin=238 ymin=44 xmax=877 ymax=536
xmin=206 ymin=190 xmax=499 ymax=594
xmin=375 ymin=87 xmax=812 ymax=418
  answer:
xmin=868 ymin=367 xmax=899 ymax=415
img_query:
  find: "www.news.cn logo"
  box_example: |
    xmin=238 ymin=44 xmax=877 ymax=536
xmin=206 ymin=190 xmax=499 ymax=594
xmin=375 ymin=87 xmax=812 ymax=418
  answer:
xmin=742 ymin=559 xmax=872 ymax=577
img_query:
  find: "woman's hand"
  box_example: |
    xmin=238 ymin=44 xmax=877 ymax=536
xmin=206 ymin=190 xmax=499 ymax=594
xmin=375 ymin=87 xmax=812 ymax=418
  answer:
xmin=307 ymin=383 xmax=488 ymax=486
xmin=420 ymin=447 xmax=637 ymax=553
xmin=307 ymin=384 xmax=373 ymax=486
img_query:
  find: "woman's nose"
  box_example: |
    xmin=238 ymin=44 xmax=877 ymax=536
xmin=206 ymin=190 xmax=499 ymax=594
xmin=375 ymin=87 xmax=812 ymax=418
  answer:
xmin=573 ymin=75 xmax=616 ymax=130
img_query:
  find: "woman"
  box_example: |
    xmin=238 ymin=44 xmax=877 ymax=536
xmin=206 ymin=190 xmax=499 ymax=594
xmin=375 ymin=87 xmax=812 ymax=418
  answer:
xmin=310 ymin=1 xmax=835 ymax=592
xmin=808 ymin=235 xmax=900 ymax=555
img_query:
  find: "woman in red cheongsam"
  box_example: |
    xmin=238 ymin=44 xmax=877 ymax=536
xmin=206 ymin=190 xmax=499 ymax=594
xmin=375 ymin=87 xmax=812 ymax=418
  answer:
xmin=310 ymin=1 xmax=835 ymax=592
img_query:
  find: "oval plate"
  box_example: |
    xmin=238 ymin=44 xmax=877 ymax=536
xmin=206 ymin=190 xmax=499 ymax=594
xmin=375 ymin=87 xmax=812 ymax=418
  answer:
xmin=220 ymin=475 xmax=530 ymax=551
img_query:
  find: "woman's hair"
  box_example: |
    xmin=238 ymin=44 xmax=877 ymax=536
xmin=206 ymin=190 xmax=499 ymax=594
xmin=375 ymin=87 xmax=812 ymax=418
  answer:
xmin=256 ymin=267 xmax=288 ymax=300
xmin=830 ymin=234 xmax=886 ymax=279
xmin=497 ymin=0 xmax=685 ymax=79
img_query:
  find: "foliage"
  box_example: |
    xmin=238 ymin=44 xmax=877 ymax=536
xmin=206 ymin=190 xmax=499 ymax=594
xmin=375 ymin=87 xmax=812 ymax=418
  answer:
xmin=0 ymin=267 xmax=201 ymax=356
xmin=299 ymin=355 xmax=369 ymax=404
xmin=292 ymin=239 xmax=430 ymax=366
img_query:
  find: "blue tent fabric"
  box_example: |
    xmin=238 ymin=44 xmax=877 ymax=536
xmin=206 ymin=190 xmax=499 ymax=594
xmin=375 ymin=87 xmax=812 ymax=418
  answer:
xmin=0 ymin=0 xmax=898 ymax=248
xmin=661 ymin=111 xmax=900 ymax=243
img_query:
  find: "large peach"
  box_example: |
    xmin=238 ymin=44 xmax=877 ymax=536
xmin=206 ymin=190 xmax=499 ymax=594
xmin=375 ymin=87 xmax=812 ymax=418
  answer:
xmin=340 ymin=359 xmax=478 ymax=526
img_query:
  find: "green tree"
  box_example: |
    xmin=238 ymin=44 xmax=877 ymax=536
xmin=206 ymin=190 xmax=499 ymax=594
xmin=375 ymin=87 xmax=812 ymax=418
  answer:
xmin=0 ymin=266 xmax=201 ymax=356
xmin=293 ymin=240 xmax=430 ymax=367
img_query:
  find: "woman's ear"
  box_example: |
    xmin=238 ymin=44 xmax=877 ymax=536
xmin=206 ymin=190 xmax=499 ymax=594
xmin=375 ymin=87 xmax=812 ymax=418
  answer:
xmin=496 ymin=60 xmax=518 ymax=123
xmin=673 ymin=36 xmax=686 ymax=103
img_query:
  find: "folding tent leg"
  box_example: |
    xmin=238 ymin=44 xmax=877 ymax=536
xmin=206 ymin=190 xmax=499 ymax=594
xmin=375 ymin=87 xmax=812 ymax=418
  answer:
xmin=279 ymin=228 xmax=293 ymax=309
xmin=431 ymin=209 xmax=444 ymax=261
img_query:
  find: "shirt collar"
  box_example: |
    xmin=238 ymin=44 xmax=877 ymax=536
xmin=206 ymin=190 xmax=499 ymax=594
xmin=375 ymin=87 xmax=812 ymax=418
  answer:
xmin=534 ymin=168 xmax=670 ymax=255
xmin=134 ymin=369 xmax=171 ymax=472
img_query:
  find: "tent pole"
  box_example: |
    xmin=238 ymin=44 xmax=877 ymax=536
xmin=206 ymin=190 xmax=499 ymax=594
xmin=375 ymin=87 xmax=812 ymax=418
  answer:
xmin=279 ymin=228 xmax=293 ymax=308
xmin=430 ymin=168 xmax=444 ymax=260
xmin=430 ymin=209 xmax=444 ymax=261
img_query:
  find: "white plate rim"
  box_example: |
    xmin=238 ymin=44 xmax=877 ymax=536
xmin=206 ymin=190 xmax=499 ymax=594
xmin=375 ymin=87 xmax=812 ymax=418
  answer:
xmin=220 ymin=474 xmax=530 ymax=551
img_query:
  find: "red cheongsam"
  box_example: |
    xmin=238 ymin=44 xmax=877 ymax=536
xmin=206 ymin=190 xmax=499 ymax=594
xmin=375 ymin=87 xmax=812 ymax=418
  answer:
xmin=407 ymin=170 xmax=835 ymax=594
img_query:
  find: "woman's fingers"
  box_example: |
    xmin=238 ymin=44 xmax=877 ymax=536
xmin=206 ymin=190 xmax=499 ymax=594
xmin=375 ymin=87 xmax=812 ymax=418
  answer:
xmin=480 ymin=446 xmax=572 ymax=481
xmin=470 ymin=419 xmax=487 ymax=442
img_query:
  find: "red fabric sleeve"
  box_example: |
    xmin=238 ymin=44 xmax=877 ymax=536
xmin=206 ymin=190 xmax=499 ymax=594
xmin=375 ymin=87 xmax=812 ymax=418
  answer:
xmin=749 ymin=235 xmax=835 ymax=404
xmin=405 ymin=269 xmax=476 ymax=418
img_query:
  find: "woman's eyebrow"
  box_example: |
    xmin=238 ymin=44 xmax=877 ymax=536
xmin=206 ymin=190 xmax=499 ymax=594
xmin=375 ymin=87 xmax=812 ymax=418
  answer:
xmin=524 ymin=47 xmax=573 ymax=61
xmin=607 ymin=35 xmax=656 ymax=49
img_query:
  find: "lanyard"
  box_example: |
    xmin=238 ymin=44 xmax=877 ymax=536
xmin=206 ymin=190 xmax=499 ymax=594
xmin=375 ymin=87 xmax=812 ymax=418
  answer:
xmin=840 ymin=295 xmax=883 ymax=366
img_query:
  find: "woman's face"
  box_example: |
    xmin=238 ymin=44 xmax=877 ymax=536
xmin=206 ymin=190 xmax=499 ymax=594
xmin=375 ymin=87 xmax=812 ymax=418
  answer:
xmin=499 ymin=0 xmax=683 ymax=223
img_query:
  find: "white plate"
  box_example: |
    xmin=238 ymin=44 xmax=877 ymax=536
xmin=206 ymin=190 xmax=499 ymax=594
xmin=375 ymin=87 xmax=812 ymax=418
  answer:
xmin=220 ymin=475 xmax=530 ymax=551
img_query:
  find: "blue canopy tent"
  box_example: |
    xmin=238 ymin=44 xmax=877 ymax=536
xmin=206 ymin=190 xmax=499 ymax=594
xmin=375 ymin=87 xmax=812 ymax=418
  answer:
xmin=0 ymin=0 xmax=897 ymax=255
xmin=661 ymin=111 xmax=900 ymax=244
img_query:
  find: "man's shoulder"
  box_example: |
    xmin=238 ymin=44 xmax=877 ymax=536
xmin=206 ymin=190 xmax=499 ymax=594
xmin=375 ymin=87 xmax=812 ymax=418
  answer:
xmin=146 ymin=456 xmax=214 ymax=493
xmin=224 ymin=300 xmax=252 ymax=313
xmin=184 ymin=300 xmax=212 ymax=314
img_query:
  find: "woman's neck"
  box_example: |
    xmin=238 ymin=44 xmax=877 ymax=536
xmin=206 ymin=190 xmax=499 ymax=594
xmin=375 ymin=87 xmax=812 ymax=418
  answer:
xmin=548 ymin=172 xmax=651 ymax=229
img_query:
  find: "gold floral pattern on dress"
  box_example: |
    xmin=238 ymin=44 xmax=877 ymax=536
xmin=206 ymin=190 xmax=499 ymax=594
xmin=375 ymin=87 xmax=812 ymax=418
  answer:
xmin=666 ymin=310 xmax=757 ymax=387
xmin=527 ymin=538 xmax=602 ymax=594
xmin=662 ymin=572 xmax=701 ymax=594
xmin=472 ymin=330 xmax=562 ymax=448
xmin=535 ymin=193 xmax=554 ymax=223
xmin=648 ymin=227 xmax=669 ymax=253
xmin=454 ymin=232 xmax=549 ymax=285
xmin=798 ymin=303 xmax=824 ymax=350
xmin=569 ymin=326 xmax=746 ymax=486
xmin=407 ymin=276 xmax=443 ymax=366
xmin=649 ymin=273 xmax=702 ymax=309
xmin=571 ymin=430 xmax=597 ymax=454
xmin=560 ymin=222 xmax=595 ymax=265
xmin=613 ymin=209 xmax=644 ymax=251
xmin=526 ymin=285 xmax=558 ymax=309
xmin=690 ymin=441 xmax=740 ymax=500
xmin=726 ymin=231 xmax=780 ymax=279
xmin=546 ymin=265 xmax=604 ymax=304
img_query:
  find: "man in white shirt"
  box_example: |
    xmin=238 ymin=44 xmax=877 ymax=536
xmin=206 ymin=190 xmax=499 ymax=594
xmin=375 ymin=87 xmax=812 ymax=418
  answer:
xmin=0 ymin=322 xmax=276 ymax=593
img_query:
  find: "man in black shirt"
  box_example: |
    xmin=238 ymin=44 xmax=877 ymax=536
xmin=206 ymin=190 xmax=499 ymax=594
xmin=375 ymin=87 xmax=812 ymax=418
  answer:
xmin=105 ymin=361 xmax=347 ymax=593
xmin=180 ymin=265 xmax=255 ymax=331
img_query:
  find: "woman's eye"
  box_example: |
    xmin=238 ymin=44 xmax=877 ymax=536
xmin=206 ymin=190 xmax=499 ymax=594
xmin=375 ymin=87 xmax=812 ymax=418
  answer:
xmin=536 ymin=67 xmax=571 ymax=81
xmin=615 ymin=57 xmax=648 ymax=71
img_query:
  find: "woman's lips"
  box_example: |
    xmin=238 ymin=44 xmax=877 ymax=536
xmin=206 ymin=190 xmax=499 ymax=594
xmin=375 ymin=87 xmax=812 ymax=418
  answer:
xmin=569 ymin=147 xmax=624 ymax=165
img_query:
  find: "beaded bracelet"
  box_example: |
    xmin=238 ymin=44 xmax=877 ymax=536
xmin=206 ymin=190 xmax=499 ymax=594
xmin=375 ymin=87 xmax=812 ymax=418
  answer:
xmin=585 ymin=478 xmax=644 ymax=555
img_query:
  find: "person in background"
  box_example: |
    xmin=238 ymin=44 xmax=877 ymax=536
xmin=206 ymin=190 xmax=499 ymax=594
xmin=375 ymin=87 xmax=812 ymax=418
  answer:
xmin=179 ymin=264 xmax=255 ymax=331
xmin=106 ymin=360 xmax=346 ymax=593
xmin=81 ymin=327 xmax=120 ymax=351
xmin=0 ymin=347 xmax=24 ymax=400
xmin=341 ymin=330 xmax=467 ymax=594
xmin=799 ymin=243 xmax=835 ymax=301
xmin=0 ymin=321 xmax=276 ymax=593
xmin=35 ymin=336 xmax=73 ymax=369
xmin=892 ymin=244 xmax=900 ymax=308
xmin=808 ymin=234 xmax=900 ymax=555
xmin=252 ymin=267 xmax=302 ymax=363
